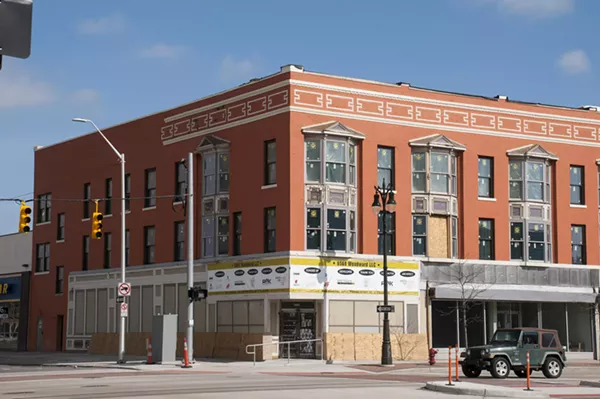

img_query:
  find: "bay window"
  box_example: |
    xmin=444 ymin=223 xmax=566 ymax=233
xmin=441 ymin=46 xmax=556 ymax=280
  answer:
xmin=507 ymin=144 xmax=557 ymax=263
xmin=409 ymin=134 xmax=465 ymax=259
xmin=197 ymin=135 xmax=230 ymax=258
xmin=302 ymin=121 xmax=363 ymax=254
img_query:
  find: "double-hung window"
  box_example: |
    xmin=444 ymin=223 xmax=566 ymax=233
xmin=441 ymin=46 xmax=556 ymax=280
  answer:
xmin=571 ymin=225 xmax=586 ymax=264
xmin=478 ymin=157 xmax=493 ymax=198
xmin=37 ymin=193 xmax=51 ymax=223
xmin=144 ymin=168 xmax=156 ymax=208
xmin=478 ymin=219 xmax=494 ymax=260
xmin=570 ymin=166 xmax=584 ymax=205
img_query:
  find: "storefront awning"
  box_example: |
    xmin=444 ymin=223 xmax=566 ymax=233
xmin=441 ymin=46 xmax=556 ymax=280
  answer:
xmin=430 ymin=284 xmax=598 ymax=303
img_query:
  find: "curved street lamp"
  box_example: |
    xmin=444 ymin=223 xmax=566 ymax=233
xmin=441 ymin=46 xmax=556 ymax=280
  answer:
xmin=372 ymin=178 xmax=396 ymax=365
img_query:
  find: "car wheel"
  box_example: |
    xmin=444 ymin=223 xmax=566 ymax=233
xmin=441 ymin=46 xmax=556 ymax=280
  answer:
xmin=462 ymin=365 xmax=482 ymax=378
xmin=542 ymin=357 xmax=563 ymax=379
xmin=514 ymin=369 xmax=528 ymax=378
xmin=490 ymin=357 xmax=510 ymax=379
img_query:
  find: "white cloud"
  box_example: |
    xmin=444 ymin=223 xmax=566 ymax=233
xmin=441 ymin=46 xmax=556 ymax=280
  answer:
xmin=77 ymin=14 xmax=125 ymax=35
xmin=139 ymin=43 xmax=187 ymax=59
xmin=476 ymin=0 xmax=574 ymax=18
xmin=558 ymin=49 xmax=591 ymax=75
xmin=0 ymin=69 xmax=56 ymax=109
xmin=219 ymin=56 xmax=261 ymax=84
xmin=70 ymin=89 xmax=100 ymax=105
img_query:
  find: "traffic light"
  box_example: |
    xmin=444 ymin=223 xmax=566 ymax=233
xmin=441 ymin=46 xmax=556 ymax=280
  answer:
xmin=18 ymin=202 xmax=31 ymax=233
xmin=91 ymin=211 xmax=103 ymax=239
xmin=188 ymin=287 xmax=208 ymax=302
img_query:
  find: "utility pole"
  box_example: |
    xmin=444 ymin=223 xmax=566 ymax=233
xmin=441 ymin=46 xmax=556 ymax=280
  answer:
xmin=186 ymin=152 xmax=194 ymax=365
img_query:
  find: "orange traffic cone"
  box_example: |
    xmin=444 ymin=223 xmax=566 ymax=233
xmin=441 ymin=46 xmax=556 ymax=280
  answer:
xmin=146 ymin=337 xmax=154 ymax=364
xmin=182 ymin=337 xmax=191 ymax=368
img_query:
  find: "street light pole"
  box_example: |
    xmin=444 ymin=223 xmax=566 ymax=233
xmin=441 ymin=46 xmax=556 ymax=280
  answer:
xmin=186 ymin=152 xmax=194 ymax=365
xmin=73 ymin=118 xmax=127 ymax=364
xmin=372 ymin=178 xmax=396 ymax=366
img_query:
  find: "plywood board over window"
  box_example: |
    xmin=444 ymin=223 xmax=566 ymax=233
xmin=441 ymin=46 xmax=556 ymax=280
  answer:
xmin=428 ymin=216 xmax=448 ymax=258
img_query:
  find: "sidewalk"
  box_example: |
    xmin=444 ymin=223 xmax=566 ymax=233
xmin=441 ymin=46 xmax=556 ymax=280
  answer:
xmin=425 ymin=380 xmax=600 ymax=398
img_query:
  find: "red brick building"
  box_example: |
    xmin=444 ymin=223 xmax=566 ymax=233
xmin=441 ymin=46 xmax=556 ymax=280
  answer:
xmin=30 ymin=65 xmax=599 ymax=360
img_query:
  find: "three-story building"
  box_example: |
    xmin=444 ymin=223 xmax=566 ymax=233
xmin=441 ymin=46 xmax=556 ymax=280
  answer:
xmin=30 ymin=65 xmax=599 ymax=360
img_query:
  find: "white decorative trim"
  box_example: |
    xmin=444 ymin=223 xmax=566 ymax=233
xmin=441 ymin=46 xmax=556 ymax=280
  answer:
xmin=570 ymin=204 xmax=587 ymax=209
xmin=574 ymin=126 xmax=597 ymax=141
xmin=478 ymin=197 xmax=497 ymax=202
xmin=497 ymin=116 xmax=522 ymax=132
xmin=293 ymin=89 xmax=323 ymax=108
xmin=268 ymin=90 xmax=289 ymax=109
xmin=165 ymin=80 xmax=289 ymax=123
xmin=36 ymin=221 xmax=51 ymax=226
xmin=82 ymin=218 xmax=90 ymax=222
xmin=261 ymin=184 xmax=278 ymax=190
xmin=326 ymin=94 xmax=354 ymax=112
xmin=356 ymin=98 xmax=384 ymax=116
xmin=549 ymin=122 xmax=572 ymax=138
xmin=523 ymin=120 xmax=547 ymax=135
xmin=103 ymin=214 xmax=112 ymax=218
xmin=415 ymin=106 xmax=441 ymax=123
xmin=386 ymin=103 xmax=413 ymax=119
xmin=290 ymin=78 xmax=600 ymax=125
xmin=443 ymin=110 xmax=469 ymax=126
xmin=163 ymin=107 xmax=291 ymax=146
xmin=247 ymin=97 xmax=267 ymax=116
xmin=208 ymin=109 xmax=227 ymax=127
xmin=56 ymin=240 xmax=65 ymax=244
xmin=288 ymin=106 xmax=600 ymax=149
xmin=35 ymin=271 xmax=50 ymax=276
xmin=227 ymin=103 xmax=246 ymax=122
xmin=142 ymin=206 xmax=156 ymax=212
xmin=471 ymin=113 xmax=495 ymax=129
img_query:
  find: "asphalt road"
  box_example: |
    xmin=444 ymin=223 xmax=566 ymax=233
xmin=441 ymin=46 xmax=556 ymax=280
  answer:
xmin=0 ymin=372 xmax=447 ymax=399
xmin=0 ymin=366 xmax=67 ymax=374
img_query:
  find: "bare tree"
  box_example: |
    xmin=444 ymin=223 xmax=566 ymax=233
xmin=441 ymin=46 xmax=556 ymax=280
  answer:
xmin=391 ymin=319 xmax=420 ymax=360
xmin=435 ymin=261 xmax=494 ymax=349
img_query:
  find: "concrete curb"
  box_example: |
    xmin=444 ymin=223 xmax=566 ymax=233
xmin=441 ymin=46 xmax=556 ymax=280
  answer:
xmin=424 ymin=381 xmax=549 ymax=398
xmin=0 ymin=362 xmax=142 ymax=371
xmin=580 ymin=380 xmax=600 ymax=388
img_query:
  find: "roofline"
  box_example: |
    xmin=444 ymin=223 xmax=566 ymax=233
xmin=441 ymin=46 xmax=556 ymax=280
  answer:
xmin=301 ymin=69 xmax=600 ymax=115
xmin=34 ymin=64 xmax=600 ymax=153
xmin=34 ymin=67 xmax=290 ymax=153
xmin=0 ymin=232 xmax=27 ymax=239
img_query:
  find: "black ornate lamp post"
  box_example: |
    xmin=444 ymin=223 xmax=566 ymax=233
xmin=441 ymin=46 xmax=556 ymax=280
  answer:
xmin=372 ymin=178 xmax=397 ymax=366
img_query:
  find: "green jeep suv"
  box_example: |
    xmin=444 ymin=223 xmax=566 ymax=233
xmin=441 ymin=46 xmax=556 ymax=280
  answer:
xmin=460 ymin=328 xmax=567 ymax=379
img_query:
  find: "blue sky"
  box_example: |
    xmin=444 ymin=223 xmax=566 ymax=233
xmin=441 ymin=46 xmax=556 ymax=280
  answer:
xmin=0 ymin=0 xmax=597 ymax=234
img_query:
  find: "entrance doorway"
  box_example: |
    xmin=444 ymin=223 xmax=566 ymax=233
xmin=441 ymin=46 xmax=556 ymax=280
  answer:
xmin=279 ymin=302 xmax=316 ymax=359
xmin=497 ymin=303 xmax=521 ymax=329
xmin=56 ymin=315 xmax=64 ymax=352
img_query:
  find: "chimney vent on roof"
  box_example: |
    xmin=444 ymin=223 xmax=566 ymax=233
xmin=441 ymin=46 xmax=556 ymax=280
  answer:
xmin=396 ymin=82 xmax=410 ymax=87
xmin=581 ymin=105 xmax=600 ymax=112
xmin=33 ymin=145 xmax=43 ymax=151
xmin=495 ymin=95 xmax=508 ymax=101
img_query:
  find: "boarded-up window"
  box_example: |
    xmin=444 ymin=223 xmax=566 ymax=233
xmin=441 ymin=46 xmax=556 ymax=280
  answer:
xmin=142 ymin=286 xmax=153 ymax=332
xmin=178 ymin=284 xmax=187 ymax=332
xmin=129 ymin=287 xmax=141 ymax=332
xmin=217 ymin=301 xmax=233 ymax=332
xmin=97 ymin=289 xmax=108 ymax=333
xmin=85 ymin=290 xmax=96 ymax=334
xmin=163 ymin=284 xmax=176 ymax=314
xmin=406 ymin=304 xmax=419 ymax=333
xmin=74 ymin=290 xmax=85 ymax=335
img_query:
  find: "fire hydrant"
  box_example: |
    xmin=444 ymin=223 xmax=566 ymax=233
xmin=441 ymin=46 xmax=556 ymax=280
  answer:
xmin=428 ymin=348 xmax=438 ymax=365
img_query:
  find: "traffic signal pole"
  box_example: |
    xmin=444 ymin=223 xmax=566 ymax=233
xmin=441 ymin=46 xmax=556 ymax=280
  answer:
xmin=119 ymin=152 xmax=126 ymax=364
xmin=186 ymin=152 xmax=194 ymax=365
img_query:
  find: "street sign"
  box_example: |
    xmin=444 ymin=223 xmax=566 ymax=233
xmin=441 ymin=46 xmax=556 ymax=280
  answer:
xmin=0 ymin=0 xmax=33 ymax=59
xmin=116 ymin=296 xmax=125 ymax=304
xmin=377 ymin=305 xmax=395 ymax=313
xmin=120 ymin=303 xmax=128 ymax=317
xmin=118 ymin=283 xmax=131 ymax=297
